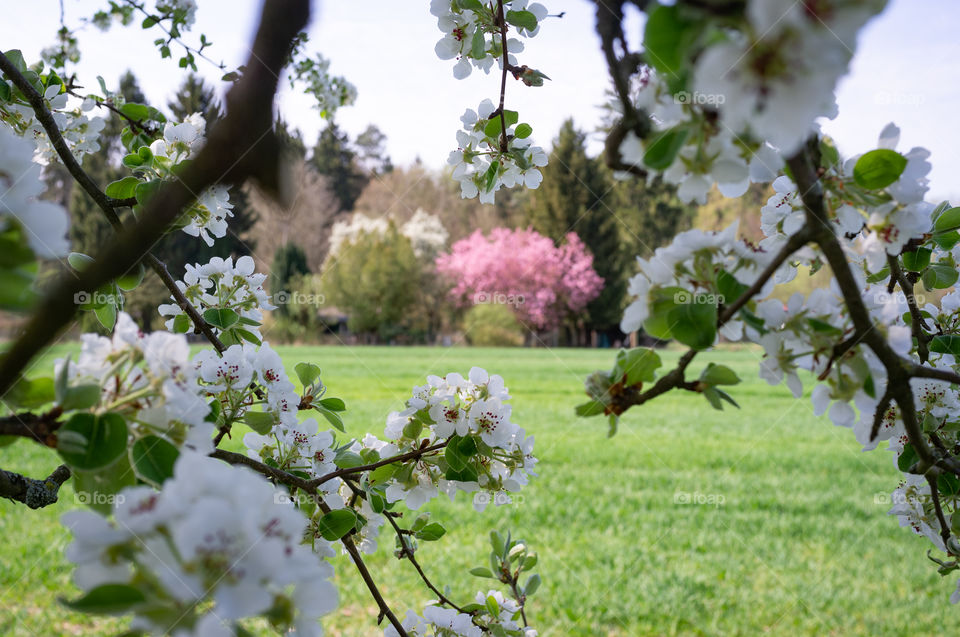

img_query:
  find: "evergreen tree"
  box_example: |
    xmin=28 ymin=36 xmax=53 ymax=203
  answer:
xmin=525 ymin=119 xmax=623 ymax=334
xmin=270 ymin=242 xmax=310 ymax=317
xmin=355 ymin=124 xmax=393 ymax=175
xmin=310 ymin=122 xmax=368 ymax=212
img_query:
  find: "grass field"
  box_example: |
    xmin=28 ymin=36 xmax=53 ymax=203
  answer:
xmin=0 ymin=344 xmax=949 ymax=636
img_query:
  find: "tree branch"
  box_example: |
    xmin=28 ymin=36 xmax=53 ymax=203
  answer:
xmin=0 ymin=0 xmax=307 ymax=399
xmin=0 ymin=407 xmax=64 ymax=447
xmin=305 ymin=441 xmax=447 ymax=489
xmin=0 ymin=464 xmax=70 ymax=509
xmin=888 ymin=255 xmax=930 ymax=363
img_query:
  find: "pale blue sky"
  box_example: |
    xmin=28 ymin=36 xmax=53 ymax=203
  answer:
xmin=2 ymin=0 xmax=959 ymax=199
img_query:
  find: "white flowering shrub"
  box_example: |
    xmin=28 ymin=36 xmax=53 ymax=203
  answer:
xmin=576 ymin=0 xmax=960 ymax=607
xmin=1 ymin=0 xmax=959 ymax=635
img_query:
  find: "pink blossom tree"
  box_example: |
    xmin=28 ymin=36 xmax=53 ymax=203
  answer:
xmin=436 ymin=227 xmax=604 ymax=331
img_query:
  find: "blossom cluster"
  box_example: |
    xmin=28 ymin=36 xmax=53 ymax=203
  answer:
xmin=616 ymin=68 xmax=781 ymax=204
xmin=62 ymin=451 xmax=337 ymax=636
xmin=0 ymin=123 xmax=70 ymax=258
xmin=0 ymin=83 xmax=105 ymax=164
xmin=387 ymin=590 xmax=536 ymax=637
xmin=130 ymin=113 xmax=236 ymax=246
xmin=193 ymin=341 xmax=302 ymax=436
xmin=614 ymin=0 xmax=888 ymax=203
xmin=430 ymin=0 xmax=546 ymax=80
xmin=54 ymin=312 xmax=212 ymax=452
xmin=614 ymin=114 xmax=960 ymax=600
xmin=158 ymin=255 xmax=274 ymax=344
xmin=379 ymin=367 xmax=537 ymax=512
xmin=448 ymin=98 xmax=547 ymax=204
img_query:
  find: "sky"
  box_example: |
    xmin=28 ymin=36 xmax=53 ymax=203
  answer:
xmin=1 ymin=0 xmax=959 ymax=200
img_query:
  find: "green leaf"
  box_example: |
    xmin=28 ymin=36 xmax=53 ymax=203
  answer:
xmin=67 ymin=252 xmax=94 ymax=271
xmin=505 ymin=9 xmax=537 ymax=31
xmin=703 ymin=386 xmax=723 ymax=410
xmin=71 ymin=455 xmax=136 ymax=514
xmin=6 ymin=376 xmax=55 ymax=409
xmin=61 ymin=584 xmax=146 ymax=615
xmin=202 ymin=307 xmax=239 ymax=330
xmin=807 ymin=317 xmax=843 ymax=335
xmin=716 ymin=269 xmax=749 ymax=307
xmin=614 ymin=347 xmax=662 ymax=385
xmin=457 ymin=435 xmax=478 ymax=457
xmin=232 ymin=327 xmax=262 ymax=346
xmin=503 ymin=110 xmax=519 ymax=127
xmin=131 ymin=435 xmax=179 ymax=485
xmin=104 ymin=176 xmax=141 ymax=199
xmin=316 ymin=509 xmax=358 ymax=541
xmin=316 ymin=406 xmax=345 ymax=432
xmin=643 ymin=126 xmax=689 ymax=170
xmin=930 ymin=335 xmax=960 ymax=357
xmin=117 ymin=264 xmax=145 ymax=291
xmin=141 ymin=16 xmax=158 ymax=28
xmin=922 ymin=263 xmax=959 ymax=290
xmin=3 ymin=50 xmax=27 ymax=73
xmin=934 ymin=207 xmax=960 ymax=234
xmin=119 ymin=102 xmax=151 ymax=121
xmin=171 ymin=313 xmax=191 ymax=333
xmin=524 ymin=573 xmax=541 ymax=596
xmin=57 ymin=413 xmax=128 ymax=471
xmin=135 ymin=179 xmax=161 ymax=205
xmin=318 ymin=397 xmax=346 ymax=412
xmin=643 ymin=5 xmax=702 ymax=78
xmin=60 ymin=383 xmax=102 ymax=411
xmin=642 ymin=286 xmax=685 ymax=340
xmin=334 ymin=450 xmax=364 ymax=469
xmin=471 ymin=29 xmax=486 ymax=59
xmin=667 ymin=299 xmax=717 ymax=350
xmin=94 ymin=301 xmax=118 ymax=331
xmin=445 ymin=438 xmax=469 ymax=472
xmin=897 ymin=443 xmax=918 ymax=472
xmin=0 ymin=80 xmax=10 ymax=102
xmin=367 ymin=462 xmax=398 ymax=487
xmin=514 ymin=123 xmax=532 ymax=139
xmin=242 ymin=411 xmax=276 ymax=435
xmin=853 ymin=149 xmax=908 ymax=190
xmin=470 ymin=567 xmax=494 ymax=578
xmin=415 ymin=522 xmax=447 ymax=541
xmin=575 ymin=400 xmax=606 ymax=417
xmin=484 ymin=117 xmax=502 ymax=139
xmin=295 ymin=362 xmax=321 ymax=387
xmin=700 ymin=363 xmax=740 ymax=386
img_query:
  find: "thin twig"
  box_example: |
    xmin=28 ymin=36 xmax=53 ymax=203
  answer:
xmin=383 ymin=510 xmax=470 ymax=614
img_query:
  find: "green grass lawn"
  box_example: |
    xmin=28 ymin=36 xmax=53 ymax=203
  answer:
xmin=0 ymin=344 xmax=948 ymax=636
